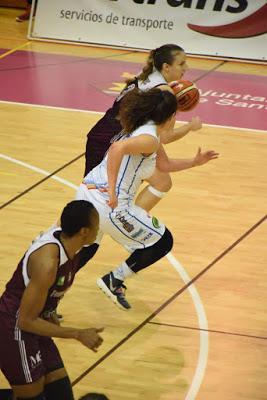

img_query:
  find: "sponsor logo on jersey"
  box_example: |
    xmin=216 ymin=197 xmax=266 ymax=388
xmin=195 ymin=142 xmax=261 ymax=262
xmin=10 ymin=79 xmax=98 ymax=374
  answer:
xmin=30 ymin=351 xmax=42 ymax=369
xmin=50 ymin=289 xmax=67 ymax=299
xmin=143 ymin=232 xmax=153 ymax=241
xmin=116 ymin=82 xmax=136 ymax=102
xmin=152 ymin=216 xmax=160 ymax=229
xmin=57 ymin=276 xmax=65 ymax=286
xmin=115 ymin=212 xmax=134 ymax=233
xmin=131 ymin=228 xmax=145 ymax=238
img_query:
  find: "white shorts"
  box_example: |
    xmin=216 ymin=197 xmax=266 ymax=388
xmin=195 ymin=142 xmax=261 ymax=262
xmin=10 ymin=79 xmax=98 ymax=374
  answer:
xmin=76 ymin=184 xmax=165 ymax=253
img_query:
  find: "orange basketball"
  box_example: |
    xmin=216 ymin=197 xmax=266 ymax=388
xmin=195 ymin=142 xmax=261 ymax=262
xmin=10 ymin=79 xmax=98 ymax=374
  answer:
xmin=169 ymin=80 xmax=200 ymax=112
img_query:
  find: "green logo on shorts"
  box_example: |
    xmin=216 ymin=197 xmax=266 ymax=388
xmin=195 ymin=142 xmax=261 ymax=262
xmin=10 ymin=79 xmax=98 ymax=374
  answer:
xmin=57 ymin=276 xmax=65 ymax=286
xmin=152 ymin=216 xmax=160 ymax=229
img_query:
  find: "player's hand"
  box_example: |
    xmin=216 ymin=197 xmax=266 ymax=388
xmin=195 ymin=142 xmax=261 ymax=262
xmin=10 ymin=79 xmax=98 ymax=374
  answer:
xmin=77 ymin=327 xmax=104 ymax=352
xmin=193 ymin=147 xmax=219 ymax=166
xmin=107 ymin=192 xmax=118 ymax=209
xmin=188 ymin=116 xmax=202 ymax=131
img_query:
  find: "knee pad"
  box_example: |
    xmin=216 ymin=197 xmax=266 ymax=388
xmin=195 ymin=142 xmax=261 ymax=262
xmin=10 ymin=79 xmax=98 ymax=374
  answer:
xmin=147 ymin=185 xmax=167 ymax=199
xmin=44 ymin=376 xmax=74 ymax=400
xmin=78 ymin=243 xmax=99 ymax=270
xmin=148 ymin=175 xmax=172 ymax=197
xmin=126 ymin=228 xmax=173 ymax=273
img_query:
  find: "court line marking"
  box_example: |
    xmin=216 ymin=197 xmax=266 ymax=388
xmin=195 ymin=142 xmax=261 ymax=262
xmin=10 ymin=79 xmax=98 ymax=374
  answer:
xmin=0 ymin=153 xmax=83 ymax=209
xmin=166 ymin=253 xmax=209 ymax=400
xmin=149 ymin=322 xmax=267 ymax=341
xmin=193 ymin=61 xmax=227 ymax=82
xmin=0 ymin=41 xmax=30 ymax=59
xmin=70 ymin=214 xmax=266 ymax=388
xmin=0 ymin=49 xmax=138 ymax=72
xmin=0 ymin=100 xmax=266 ymax=133
xmin=0 ymin=153 xmax=209 ymax=400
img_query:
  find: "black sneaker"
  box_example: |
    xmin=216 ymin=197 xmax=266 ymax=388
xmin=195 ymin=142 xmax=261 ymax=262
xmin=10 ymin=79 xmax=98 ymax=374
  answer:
xmin=97 ymin=272 xmax=131 ymax=310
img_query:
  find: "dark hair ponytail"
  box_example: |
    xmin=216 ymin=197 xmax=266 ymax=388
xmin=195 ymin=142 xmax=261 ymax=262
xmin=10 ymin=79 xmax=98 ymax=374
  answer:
xmin=119 ymin=88 xmax=177 ymax=133
xmin=138 ymin=44 xmax=184 ymax=82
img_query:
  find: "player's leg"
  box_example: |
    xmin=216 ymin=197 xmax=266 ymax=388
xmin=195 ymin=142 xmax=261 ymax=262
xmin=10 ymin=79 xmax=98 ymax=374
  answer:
xmin=40 ymin=337 xmax=74 ymax=400
xmin=96 ymin=206 xmax=173 ymax=309
xmin=74 ymin=184 xmax=104 ymax=270
xmin=12 ymin=378 xmax=45 ymax=399
xmin=77 ymin=243 xmax=100 ymax=271
xmin=0 ymin=313 xmax=46 ymax=399
xmin=43 ymin=368 xmax=74 ymax=400
xmin=12 ymin=369 xmax=74 ymax=400
xmin=16 ymin=0 xmax=33 ymax=22
xmin=135 ymin=168 xmax=172 ymax=212
xmin=0 ymin=389 xmax=13 ymax=400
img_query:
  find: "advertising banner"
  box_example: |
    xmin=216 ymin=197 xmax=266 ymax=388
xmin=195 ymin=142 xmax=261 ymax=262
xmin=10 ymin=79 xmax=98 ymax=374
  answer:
xmin=30 ymin=0 xmax=267 ymax=61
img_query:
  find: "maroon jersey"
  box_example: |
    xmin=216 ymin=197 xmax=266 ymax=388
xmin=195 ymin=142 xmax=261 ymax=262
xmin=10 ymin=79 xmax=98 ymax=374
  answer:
xmin=0 ymin=228 xmax=83 ymax=319
xmin=84 ymin=79 xmax=138 ymax=176
xmin=84 ymin=70 xmax=167 ymax=176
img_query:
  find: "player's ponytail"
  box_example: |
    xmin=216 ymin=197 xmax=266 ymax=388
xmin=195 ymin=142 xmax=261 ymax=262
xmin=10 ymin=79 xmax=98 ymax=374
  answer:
xmin=119 ymin=88 xmax=177 ymax=133
xmin=138 ymin=49 xmax=155 ymax=82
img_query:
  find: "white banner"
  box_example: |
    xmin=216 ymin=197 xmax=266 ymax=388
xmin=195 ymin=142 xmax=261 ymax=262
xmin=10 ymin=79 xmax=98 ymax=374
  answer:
xmin=31 ymin=0 xmax=267 ymax=61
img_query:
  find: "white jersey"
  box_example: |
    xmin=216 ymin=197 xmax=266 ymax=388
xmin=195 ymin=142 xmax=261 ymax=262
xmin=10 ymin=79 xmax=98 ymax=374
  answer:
xmin=138 ymin=70 xmax=167 ymax=91
xmin=21 ymin=228 xmax=68 ymax=287
xmin=83 ymin=121 xmax=159 ymax=208
xmin=77 ymin=120 xmax=165 ymax=252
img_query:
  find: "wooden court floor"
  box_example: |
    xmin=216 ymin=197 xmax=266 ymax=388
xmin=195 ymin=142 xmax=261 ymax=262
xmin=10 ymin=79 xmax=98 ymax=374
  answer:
xmin=0 ymin=7 xmax=267 ymax=400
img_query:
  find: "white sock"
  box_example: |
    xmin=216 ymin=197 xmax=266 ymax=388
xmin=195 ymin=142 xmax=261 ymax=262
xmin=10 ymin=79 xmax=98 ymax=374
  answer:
xmin=113 ymin=262 xmax=133 ymax=281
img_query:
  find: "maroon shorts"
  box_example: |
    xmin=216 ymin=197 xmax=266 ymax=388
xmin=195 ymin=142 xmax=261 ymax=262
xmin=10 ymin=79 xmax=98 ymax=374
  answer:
xmin=84 ymin=113 xmax=122 ymax=176
xmin=0 ymin=312 xmax=64 ymax=386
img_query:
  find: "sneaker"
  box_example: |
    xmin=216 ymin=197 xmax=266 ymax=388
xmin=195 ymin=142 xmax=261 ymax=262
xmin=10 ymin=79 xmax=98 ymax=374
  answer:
xmin=97 ymin=272 xmax=131 ymax=310
xmin=16 ymin=10 xmax=31 ymax=22
xmin=16 ymin=3 xmax=35 ymax=22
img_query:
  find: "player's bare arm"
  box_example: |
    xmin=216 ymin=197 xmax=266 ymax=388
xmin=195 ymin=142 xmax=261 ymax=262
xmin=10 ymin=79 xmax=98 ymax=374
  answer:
xmin=18 ymin=244 xmax=103 ymax=351
xmin=156 ymin=144 xmax=219 ymax=173
xmin=160 ymin=116 xmax=202 ymax=144
xmin=157 ymin=84 xmax=202 ymax=144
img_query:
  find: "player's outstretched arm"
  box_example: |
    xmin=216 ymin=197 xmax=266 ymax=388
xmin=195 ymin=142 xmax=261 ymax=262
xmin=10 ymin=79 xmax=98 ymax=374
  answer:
xmin=161 ymin=116 xmax=202 ymax=145
xmin=156 ymin=144 xmax=219 ymax=173
xmin=18 ymin=245 xmax=104 ymax=352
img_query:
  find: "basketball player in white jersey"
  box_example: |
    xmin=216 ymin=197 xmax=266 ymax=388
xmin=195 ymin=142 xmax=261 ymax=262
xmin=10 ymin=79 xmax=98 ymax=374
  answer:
xmin=76 ymin=89 xmax=185 ymax=310
xmin=78 ymin=46 xmax=217 ymax=272
xmin=85 ymin=44 xmax=205 ymax=213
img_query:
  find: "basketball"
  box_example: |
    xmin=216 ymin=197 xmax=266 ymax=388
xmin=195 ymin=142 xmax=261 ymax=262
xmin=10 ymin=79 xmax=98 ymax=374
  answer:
xmin=169 ymin=80 xmax=200 ymax=112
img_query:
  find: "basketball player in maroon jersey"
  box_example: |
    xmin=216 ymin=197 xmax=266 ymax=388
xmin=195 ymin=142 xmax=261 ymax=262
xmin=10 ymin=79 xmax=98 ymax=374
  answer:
xmin=0 ymin=201 xmax=103 ymax=400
